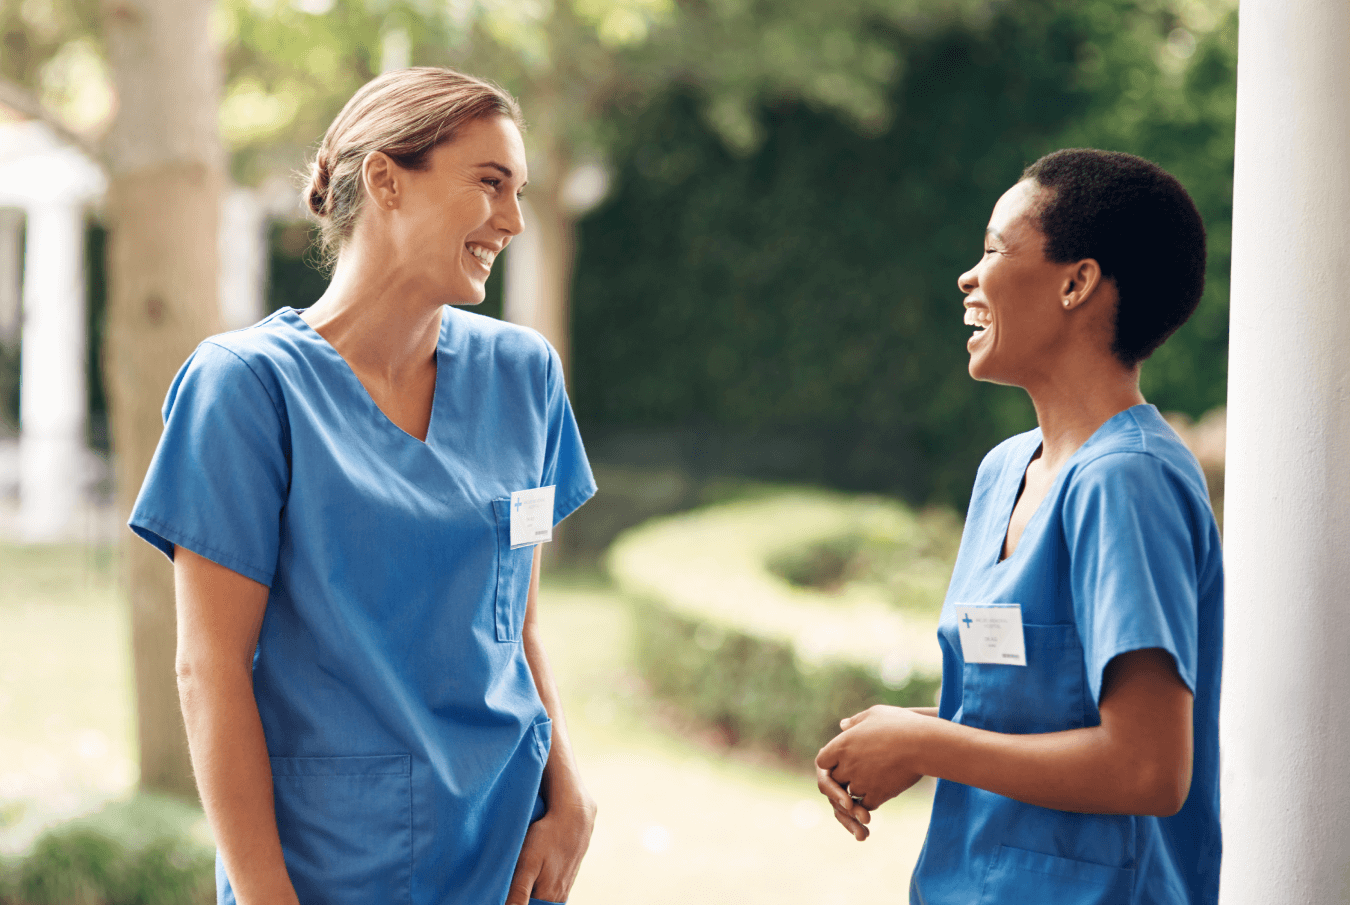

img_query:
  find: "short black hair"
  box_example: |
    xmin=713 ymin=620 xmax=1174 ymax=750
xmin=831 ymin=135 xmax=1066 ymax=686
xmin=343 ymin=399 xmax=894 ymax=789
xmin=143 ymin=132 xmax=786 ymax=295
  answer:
xmin=1020 ymin=149 xmax=1207 ymax=366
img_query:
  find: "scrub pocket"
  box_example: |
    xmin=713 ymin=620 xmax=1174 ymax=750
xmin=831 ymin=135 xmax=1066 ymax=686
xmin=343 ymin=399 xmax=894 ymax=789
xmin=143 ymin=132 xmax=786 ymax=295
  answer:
xmin=270 ymin=754 xmax=412 ymax=905
xmin=493 ymin=498 xmax=536 ymax=642
xmin=978 ymin=845 xmax=1134 ymax=905
xmin=962 ymin=623 xmax=1087 ymax=734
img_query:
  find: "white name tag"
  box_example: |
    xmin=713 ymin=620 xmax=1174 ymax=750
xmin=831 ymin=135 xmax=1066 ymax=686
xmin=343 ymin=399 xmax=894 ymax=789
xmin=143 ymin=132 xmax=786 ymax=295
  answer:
xmin=956 ymin=604 xmax=1027 ymax=666
xmin=509 ymin=485 xmax=555 ymax=549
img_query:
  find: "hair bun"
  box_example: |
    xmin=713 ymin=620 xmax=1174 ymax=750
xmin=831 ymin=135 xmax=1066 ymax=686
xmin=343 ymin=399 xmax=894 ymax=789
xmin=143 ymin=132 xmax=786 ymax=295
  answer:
xmin=307 ymin=152 xmax=332 ymax=217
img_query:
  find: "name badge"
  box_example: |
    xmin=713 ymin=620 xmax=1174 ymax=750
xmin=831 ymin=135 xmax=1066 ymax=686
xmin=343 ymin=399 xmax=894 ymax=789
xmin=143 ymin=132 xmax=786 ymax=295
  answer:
xmin=509 ymin=485 xmax=555 ymax=549
xmin=956 ymin=604 xmax=1027 ymax=666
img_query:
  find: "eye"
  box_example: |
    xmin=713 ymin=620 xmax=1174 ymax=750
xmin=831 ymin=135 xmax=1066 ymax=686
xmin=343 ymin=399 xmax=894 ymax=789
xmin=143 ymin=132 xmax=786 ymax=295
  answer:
xmin=482 ymin=177 xmax=501 ymax=189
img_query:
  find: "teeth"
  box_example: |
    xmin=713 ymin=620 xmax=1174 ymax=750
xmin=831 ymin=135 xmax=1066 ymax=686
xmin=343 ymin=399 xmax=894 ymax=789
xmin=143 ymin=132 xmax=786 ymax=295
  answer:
xmin=963 ymin=308 xmax=992 ymax=329
xmin=468 ymin=245 xmax=496 ymax=266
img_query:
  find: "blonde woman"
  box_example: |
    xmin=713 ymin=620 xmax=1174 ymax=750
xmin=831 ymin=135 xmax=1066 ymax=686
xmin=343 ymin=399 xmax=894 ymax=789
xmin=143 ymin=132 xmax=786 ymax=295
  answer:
xmin=131 ymin=69 xmax=595 ymax=905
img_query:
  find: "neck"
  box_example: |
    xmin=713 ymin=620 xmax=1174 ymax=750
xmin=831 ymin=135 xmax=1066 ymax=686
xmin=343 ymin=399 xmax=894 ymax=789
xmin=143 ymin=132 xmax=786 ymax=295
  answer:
xmin=1024 ymin=357 xmax=1146 ymax=469
xmin=302 ymin=240 xmax=444 ymax=381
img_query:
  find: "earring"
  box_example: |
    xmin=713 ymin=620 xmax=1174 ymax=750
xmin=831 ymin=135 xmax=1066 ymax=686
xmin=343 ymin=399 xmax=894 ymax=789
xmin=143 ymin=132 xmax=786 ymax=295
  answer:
xmin=1063 ymin=300 xmax=1071 ymax=308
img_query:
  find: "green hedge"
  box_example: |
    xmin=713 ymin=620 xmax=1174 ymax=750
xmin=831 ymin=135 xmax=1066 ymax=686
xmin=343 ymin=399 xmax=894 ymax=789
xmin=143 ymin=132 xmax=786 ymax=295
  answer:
xmin=0 ymin=795 xmax=214 ymax=905
xmin=608 ymin=490 xmax=956 ymax=762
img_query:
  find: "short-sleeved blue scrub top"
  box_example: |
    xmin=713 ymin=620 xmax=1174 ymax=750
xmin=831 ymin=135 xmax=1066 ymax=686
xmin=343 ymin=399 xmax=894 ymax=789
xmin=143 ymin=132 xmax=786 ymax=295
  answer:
xmin=910 ymin=405 xmax=1222 ymax=905
xmin=129 ymin=306 xmax=596 ymax=905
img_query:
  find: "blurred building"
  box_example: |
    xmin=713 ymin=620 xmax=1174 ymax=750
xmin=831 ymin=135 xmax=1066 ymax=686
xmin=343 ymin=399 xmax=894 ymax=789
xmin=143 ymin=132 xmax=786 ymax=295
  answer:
xmin=0 ymin=106 xmax=296 ymax=542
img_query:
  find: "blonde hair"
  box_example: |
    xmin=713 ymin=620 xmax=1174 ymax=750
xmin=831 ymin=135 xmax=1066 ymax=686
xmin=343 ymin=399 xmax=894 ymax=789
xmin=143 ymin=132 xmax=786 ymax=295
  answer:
xmin=305 ymin=67 xmax=523 ymax=268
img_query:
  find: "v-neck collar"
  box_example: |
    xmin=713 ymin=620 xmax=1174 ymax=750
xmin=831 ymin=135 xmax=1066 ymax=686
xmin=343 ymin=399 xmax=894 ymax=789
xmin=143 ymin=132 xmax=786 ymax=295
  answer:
xmin=282 ymin=306 xmax=445 ymax=447
xmin=992 ymin=404 xmax=1155 ymax=568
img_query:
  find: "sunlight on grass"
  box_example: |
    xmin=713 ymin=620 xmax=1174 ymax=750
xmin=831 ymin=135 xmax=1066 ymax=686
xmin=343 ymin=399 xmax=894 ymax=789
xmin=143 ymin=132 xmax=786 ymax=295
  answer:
xmin=0 ymin=545 xmax=137 ymax=856
xmin=538 ymin=573 xmax=934 ymax=903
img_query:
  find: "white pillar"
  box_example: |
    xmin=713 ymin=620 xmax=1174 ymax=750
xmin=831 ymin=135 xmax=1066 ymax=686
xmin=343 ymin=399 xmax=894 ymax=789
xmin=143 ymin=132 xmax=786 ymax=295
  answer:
xmin=18 ymin=201 xmax=87 ymax=541
xmin=503 ymin=198 xmax=542 ymax=329
xmin=218 ymin=186 xmax=269 ymax=331
xmin=1221 ymin=0 xmax=1350 ymax=901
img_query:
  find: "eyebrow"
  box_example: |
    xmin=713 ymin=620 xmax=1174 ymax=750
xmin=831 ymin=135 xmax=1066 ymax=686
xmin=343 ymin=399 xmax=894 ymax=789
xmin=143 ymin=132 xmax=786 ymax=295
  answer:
xmin=475 ymin=161 xmax=526 ymax=185
xmin=984 ymin=227 xmax=1002 ymax=239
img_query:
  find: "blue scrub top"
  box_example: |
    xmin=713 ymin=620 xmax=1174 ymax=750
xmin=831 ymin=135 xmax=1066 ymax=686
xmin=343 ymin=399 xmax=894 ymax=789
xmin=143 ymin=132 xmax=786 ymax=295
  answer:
xmin=911 ymin=405 xmax=1222 ymax=905
xmin=130 ymin=307 xmax=596 ymax=905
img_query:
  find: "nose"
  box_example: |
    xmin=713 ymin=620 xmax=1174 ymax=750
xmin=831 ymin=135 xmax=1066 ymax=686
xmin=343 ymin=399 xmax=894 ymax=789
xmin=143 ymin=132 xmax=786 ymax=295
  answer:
xmin=957 ymin=262 xmax=978 ymax=295
xmin=496 ymin=192 xmax=526 ymax=238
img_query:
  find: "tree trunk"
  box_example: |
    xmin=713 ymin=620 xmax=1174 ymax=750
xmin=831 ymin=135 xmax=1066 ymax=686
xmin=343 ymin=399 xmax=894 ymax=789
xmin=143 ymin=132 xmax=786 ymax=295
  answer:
xmin=101 ymin=0 xmax=224 ymax=800
xmin=526 ymin=182 xmax=576 ymax=378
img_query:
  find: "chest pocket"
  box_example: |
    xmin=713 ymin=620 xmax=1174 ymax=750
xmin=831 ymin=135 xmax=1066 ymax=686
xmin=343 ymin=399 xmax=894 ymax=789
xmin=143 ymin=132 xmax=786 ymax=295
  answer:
xmin=492 ymin=499 xmax=535 ymax=642
xmin=961 ymin=623 xmax=1088 ymax=734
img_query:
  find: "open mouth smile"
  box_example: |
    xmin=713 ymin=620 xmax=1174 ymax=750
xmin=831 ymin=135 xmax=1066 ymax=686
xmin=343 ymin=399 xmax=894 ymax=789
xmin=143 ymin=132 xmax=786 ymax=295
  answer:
xmin=467 ymin=244 xmax=497 ymax=268
xmin=964 ymin=306 xmax=992 ymax=336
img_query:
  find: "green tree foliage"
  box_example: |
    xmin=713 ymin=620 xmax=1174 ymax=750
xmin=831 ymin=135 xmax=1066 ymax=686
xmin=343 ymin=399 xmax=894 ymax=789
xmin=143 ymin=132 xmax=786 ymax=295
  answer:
xmin=570 ymin=0 xmax=1236 ymax=505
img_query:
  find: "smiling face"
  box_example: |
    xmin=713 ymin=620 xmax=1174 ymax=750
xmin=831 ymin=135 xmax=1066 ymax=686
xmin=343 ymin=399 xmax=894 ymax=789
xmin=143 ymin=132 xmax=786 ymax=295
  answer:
xmin=380 ymin=114 xmax=527 ymax=305
xmin=958 ymin=179 xmax=1085 ymax=386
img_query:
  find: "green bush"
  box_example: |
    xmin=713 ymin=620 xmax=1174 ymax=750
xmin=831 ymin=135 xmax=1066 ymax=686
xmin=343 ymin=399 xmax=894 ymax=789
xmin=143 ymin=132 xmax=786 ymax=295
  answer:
xmin=2 ymin=795 xmax=213 ymax=905
xmin=609 ymin=489 xmax=955 ymax=762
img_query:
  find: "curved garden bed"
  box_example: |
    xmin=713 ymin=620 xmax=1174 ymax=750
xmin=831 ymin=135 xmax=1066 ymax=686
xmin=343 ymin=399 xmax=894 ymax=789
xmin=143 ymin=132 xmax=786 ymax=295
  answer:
xmin=607 ymin=489 xmax=957 ymax=762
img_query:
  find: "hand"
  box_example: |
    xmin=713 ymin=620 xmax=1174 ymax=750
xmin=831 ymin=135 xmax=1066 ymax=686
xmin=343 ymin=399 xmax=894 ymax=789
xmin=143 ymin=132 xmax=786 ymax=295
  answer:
xmin=816 ymin=760 xmax=873 ymax=841
xmin=505 ymin=790 xmax=596 ymax=905
xmin=815 ymin=705 xmax=928 ymax=839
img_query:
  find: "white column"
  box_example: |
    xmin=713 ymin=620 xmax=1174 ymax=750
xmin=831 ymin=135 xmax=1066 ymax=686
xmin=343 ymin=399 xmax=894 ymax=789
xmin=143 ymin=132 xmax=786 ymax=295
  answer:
xmin=218 ymin=185 xmax=268 ymax=331
xmin=1221 ymin=0 xmax=1350 ymax=901
xmin=18 ymin=201 xmax=87 ymax=541
xmin=503 ymin=198 xmax=542 ymax=329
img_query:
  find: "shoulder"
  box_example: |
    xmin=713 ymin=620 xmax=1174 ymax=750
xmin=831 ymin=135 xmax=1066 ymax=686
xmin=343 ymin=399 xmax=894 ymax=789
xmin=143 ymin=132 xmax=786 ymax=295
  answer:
xmin=443 ymin=307 xmax=552 ymax=357
xmin=441 ymin=307 xmax=560 ymax=383
xmin=1068 ymin=406 xmax=1210 ymax=505
xmin=167 ymin=310 xmax=304 ymax=419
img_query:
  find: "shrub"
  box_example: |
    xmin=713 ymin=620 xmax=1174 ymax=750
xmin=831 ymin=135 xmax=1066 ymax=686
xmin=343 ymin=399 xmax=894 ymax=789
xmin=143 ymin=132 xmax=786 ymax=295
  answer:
xmin=4 ymin=795 xmax=213 ymax=905
xmin=609 ymin=489 xmax=956 ymax=762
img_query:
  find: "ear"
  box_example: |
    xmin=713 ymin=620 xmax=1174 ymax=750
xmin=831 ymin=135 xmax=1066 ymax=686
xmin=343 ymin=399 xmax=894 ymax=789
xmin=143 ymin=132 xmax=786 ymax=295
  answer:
xmin=362 ymin=151 xmax=400 ymax=211
xmin=1060 ymin=258 xmax=1105 ymax=311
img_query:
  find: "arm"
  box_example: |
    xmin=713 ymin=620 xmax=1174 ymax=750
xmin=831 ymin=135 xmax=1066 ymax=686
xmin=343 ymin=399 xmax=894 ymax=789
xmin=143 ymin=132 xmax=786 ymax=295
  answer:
xmin=817 ymin=648 xmax=1192 ymax=840
xmin=174 ymin=547 xmax=300 ymax=905
xmin=506 ymin=547 xmax=597 ymax=905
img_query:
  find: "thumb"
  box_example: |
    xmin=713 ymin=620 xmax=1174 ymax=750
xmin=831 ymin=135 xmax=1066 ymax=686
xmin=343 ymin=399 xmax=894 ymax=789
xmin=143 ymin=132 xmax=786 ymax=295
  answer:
xmin=840 ymin=708 xmax=871 ymax=730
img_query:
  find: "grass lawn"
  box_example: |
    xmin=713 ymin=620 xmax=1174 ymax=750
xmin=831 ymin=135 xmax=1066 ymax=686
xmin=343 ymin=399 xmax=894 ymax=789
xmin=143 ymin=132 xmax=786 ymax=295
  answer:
xmin=0 ymin=546 xmax=935 ymax=902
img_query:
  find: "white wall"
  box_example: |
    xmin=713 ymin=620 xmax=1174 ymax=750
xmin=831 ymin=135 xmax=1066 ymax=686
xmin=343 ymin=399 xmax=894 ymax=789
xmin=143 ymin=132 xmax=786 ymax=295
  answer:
xmin=1221 ymin=0 xmax=1350 ymax=900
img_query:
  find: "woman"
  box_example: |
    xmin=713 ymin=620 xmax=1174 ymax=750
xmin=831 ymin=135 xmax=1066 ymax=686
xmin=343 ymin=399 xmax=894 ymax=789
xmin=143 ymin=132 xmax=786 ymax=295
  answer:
xmin=816 ymin=149 xmax=1222 ymax=904
xmin=130 ymin=68 xmax=596 ymax=905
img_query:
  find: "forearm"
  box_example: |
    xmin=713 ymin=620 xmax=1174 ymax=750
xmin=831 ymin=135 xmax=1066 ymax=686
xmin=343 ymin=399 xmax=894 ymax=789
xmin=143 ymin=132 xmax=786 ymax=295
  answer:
xmin=911 ymin=717 xmax=1187 ymax=816
xmin=178 ymin=665 xmax=299 ymax=905
xmin=521 ymin=621 xmax=589 ymax=807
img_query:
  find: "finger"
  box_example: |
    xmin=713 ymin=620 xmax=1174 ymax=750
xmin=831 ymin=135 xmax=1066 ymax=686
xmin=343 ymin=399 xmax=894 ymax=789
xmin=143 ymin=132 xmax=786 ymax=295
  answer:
xmin=839 ymin=708 xmax=872 ymax=730
xmin=830 ymin=794 xmax=871 ymax=827
xmin=832 ymin=804 xmax=870 ymax=841
xmin=505 ymin=850 xmax=542 ymax=905
xmin=851 ymin=798 xmax=872 ymax=824
xmin=817 ymin=765 xmax=854 ymax=814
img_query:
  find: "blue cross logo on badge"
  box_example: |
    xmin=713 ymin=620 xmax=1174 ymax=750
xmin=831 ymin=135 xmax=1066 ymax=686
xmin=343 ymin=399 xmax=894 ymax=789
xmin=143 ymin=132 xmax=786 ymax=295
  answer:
xmin=962 ymin=614 xmax=973 ymax=628
xmin=514 ymin=497 xmax=523 ymax=513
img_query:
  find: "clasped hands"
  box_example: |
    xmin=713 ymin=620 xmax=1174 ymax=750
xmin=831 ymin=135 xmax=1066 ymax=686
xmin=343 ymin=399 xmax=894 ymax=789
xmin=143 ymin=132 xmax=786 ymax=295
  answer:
xmin=815 ymin=705 xmax=929 ymax=841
